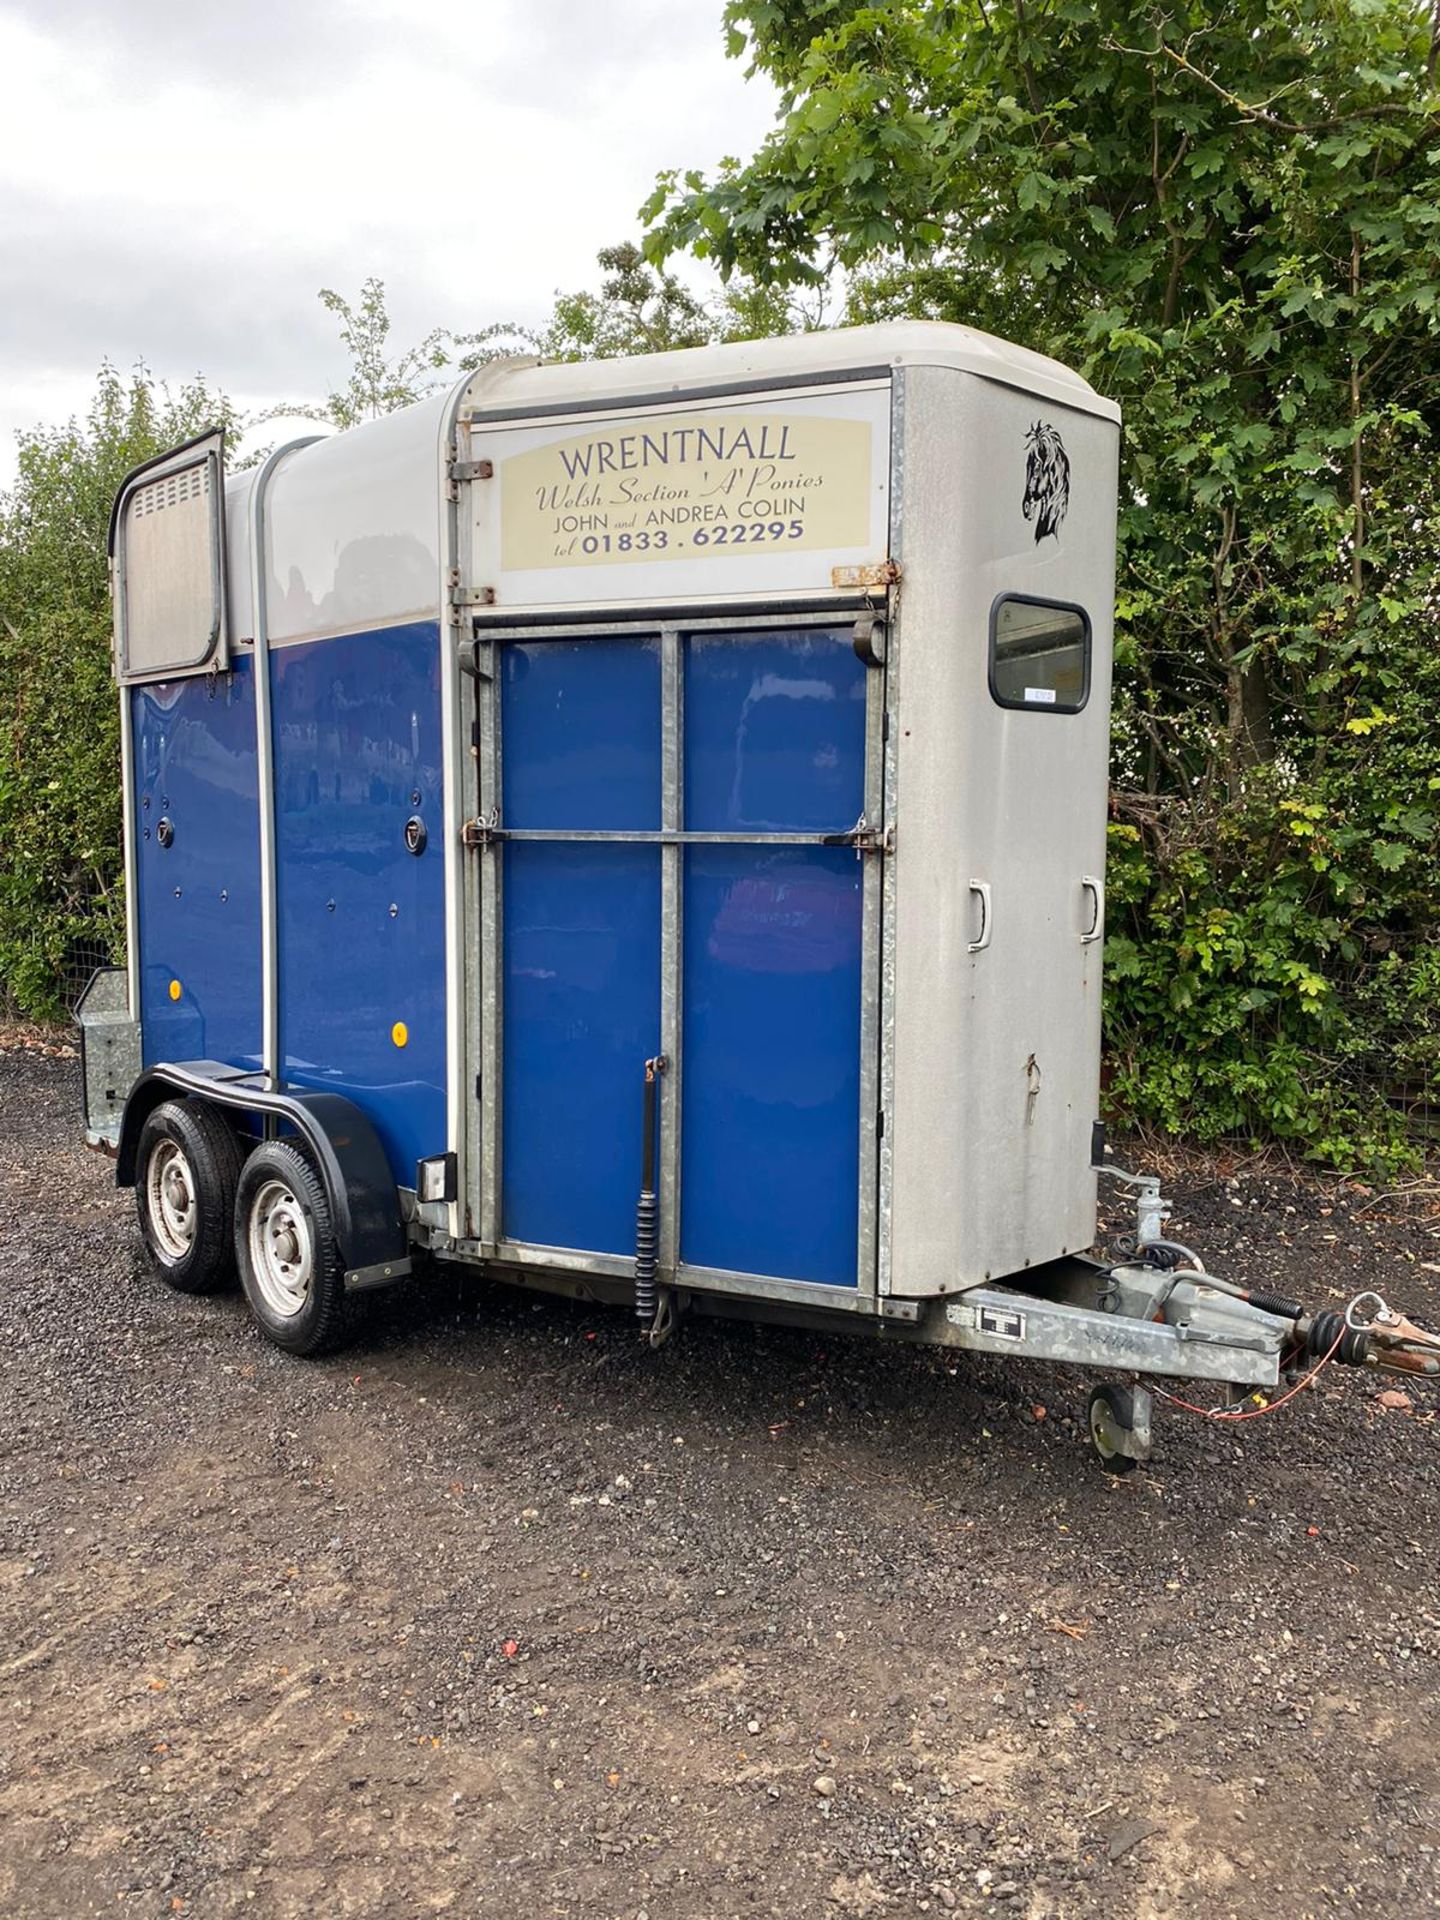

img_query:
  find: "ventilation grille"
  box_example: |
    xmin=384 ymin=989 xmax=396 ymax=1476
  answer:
xmin=130 ymin=463 xmax=210 ymax=518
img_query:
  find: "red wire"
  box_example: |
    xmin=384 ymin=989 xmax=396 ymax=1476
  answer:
xmin=1153 ymin=1326 xmax=1347 ymax=1423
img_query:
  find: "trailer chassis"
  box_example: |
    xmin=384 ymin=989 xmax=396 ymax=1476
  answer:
xmin=84 ymin=1003 xmax=1437 ymax=1470
xmin=417 ymin=1156 xmax=1438 ymax=1473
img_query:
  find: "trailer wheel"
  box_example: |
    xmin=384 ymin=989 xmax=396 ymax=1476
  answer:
xmin=135 ymin=1099 xmax=244 ymax=1294
xmin=234 ymin=1140 xmax=346 ymax=1356
xmin=1087 ymin=1383 xmax=1140 ymax=1475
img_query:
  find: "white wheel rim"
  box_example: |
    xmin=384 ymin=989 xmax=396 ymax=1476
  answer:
xmin=1090 ymin=1397 xmax=1123 ymax=1461
xmin=247 ymin=1178 xmax=315 ymax=1319
xmin=146 ymin=1140 xmax=197 ymax=1262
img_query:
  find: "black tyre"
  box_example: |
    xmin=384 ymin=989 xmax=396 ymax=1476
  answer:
xmin=135 ymin=1098 xmax=245 ymax=1295
xmin=1087 ymin=1383 xmax=1139 ymax=1476
xmin=233 ymin=1140 xmax=347 ymax=1356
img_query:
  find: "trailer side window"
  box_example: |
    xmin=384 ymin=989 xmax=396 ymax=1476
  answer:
xmin=112 ymin=430 xmax=228 ymax=684
xmin=989 ymin=596 xmax=1089 ymax=713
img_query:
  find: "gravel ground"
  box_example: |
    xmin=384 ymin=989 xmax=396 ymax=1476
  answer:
xmin=1 ymin=1038 xmax=1437 ymax=1920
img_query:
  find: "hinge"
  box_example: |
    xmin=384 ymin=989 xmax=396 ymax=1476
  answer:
xmin=450 ymin=585 xmax=497 ymax=609
xmin=445 ymin=454 xmax=493 ymax=504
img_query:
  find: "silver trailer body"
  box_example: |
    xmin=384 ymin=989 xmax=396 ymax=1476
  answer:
xmin=90 ymin=318 xmax=1440 ymax=1451
xmin=103 ymin=321 xmax=1435 ymax=1467
xmin=888 ymin=364 xmax=1116 ymax=1292
xmin=91 ymin=322 xmax=1124 ymax=1317
xmin=87 ymin=318 xmax=1440 ymax=1466
xmin=440 ymin=324 xmax=1120 ymax=1306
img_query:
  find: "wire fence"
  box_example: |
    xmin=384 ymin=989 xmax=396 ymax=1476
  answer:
xmin=59 ymin=928 xmax=123 ymax=1018
xmin=0 ymin=866 xmax=125 ymax=1027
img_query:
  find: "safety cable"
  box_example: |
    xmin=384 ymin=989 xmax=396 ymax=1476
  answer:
xmin=1151 ymin=1296 xmax=1366 ymax=1425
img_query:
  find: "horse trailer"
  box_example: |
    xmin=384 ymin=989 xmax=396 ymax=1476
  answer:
xmin=79 ymin=321 xmax=1438 ymax=1467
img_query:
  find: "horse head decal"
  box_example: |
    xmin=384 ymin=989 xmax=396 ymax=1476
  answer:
xmin=1022 ymin=422 xmax=1071 ymax=543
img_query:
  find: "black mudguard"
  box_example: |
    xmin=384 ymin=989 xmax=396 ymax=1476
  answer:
xmin=116 ymin=1061 xmax=410 ymax=1286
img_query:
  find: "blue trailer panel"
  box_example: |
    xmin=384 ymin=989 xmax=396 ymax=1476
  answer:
xmin=498 ymin=635 xmax=664 ymax=1253
xmin=502 ymin=841 xmax=662 ymax=1254
xmin=271 ymin=619 xmax=447 ymax=1181
xmin=500 ymin=635 xmax=662 ymax=830
xmin=679 ymin=624 xmax=867 ymax=1287
xmin=681 ymin=841 xmax=862 ymax=1287
xmin=132 ymin=661 xmax=262 ymax=1072
xmin=682 ymin=625 xmax=868 ymax=834
xmin=493 ymin=620 xmax=868 ymax=1284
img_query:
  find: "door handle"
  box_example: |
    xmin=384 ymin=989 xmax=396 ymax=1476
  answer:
xmin=968 ymin=880 xmax=992 ymax=953
xmin=1081 ymin=875 xmax=1104 ymax=944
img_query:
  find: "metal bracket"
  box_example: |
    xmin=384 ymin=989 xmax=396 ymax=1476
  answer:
xmin=449 ymin=458 xmax=494 ymax=484
xmin=646 ymin=1286 xmax=678 ymax=1350
xmin=459 ymin=637 xmax=494 ymax=683
xmin=461 ymin=808 xmax=501 ymax=850
xmin=820 ymin=814 xmax=892 ymax=857
xmin=450 ymin=585 xmax=497 ymax=609
xmin=1092 ymin=1384 xmax=1153 ymax=1464
xmin=831 ymin=560 xmax=901 ymax=592
xmin=1097 ymin=1161 xmax=1172 ymax=1247
xmin=853 ymin=610 xmax=887 ymax=668
xmin=344 ymin=1256 xmax=412 ymax=1293
xmin=877 ymin=1297 xmax=920 ymax=1323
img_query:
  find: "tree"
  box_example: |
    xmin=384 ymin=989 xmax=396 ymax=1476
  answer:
xmin=646 ymin=1 xmax=1440 ymax=1166
xmin=532 ymin=241 xmax=715 ymax=359
xmin=263 ymin=255 xmax=813 ymax=431
xmin=0 ymin=365 xmax=241 ymax=1015
xmin=466 ymin=241 xmax=825 ymax=366
xmin=256 ymin=276 xmax=464 ymax=432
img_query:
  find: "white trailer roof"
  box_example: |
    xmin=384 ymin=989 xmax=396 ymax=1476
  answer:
xmin=458 ymin=320 xmax=1120 ymax=426
xmin=222 ymin=320 xmax=1117 ymax=647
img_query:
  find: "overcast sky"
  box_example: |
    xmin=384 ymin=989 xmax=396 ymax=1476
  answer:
xmin=0 ymin=0 xmax=778 ymax=487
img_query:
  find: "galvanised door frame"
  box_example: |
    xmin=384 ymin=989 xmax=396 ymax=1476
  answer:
xmin=461 ymin=603 xmax=887 ymax=1316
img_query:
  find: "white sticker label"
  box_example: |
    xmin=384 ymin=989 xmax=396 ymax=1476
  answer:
xmin=473 ymin=382 xmax=892 ymax=612
xmin=978 ymin=1305 xmax=1026 ymax=1341
xmin=500 ymin=410 xmax=873 ymax=572
xmin=1024 ymin=686 xmax=1057 ymax=705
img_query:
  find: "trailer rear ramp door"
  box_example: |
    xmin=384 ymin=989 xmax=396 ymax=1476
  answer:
xmin=477 ymin=615 xmax=876 ymax=1295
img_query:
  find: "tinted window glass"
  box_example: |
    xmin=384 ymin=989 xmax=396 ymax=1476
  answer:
xmin=989 ymin=597 xmax=1089 ymax=712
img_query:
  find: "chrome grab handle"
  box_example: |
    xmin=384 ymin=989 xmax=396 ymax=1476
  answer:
xmin=968 ymin=880 xmax=992 ymax=954
xmin=1081 ymin=875 xmax=1104 ymax=944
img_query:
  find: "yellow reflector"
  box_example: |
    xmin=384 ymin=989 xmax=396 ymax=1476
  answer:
xmin=392 ymin=1021 xmax=409 ymax=1048
xmin=168 ymin=980 xmax=182 ymax=1002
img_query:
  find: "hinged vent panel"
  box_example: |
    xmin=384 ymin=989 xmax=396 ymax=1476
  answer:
xmin=112 ymin=430 xmax=228 ymax=683
xmin=130 ymin=464 xmax=210 ymax=517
